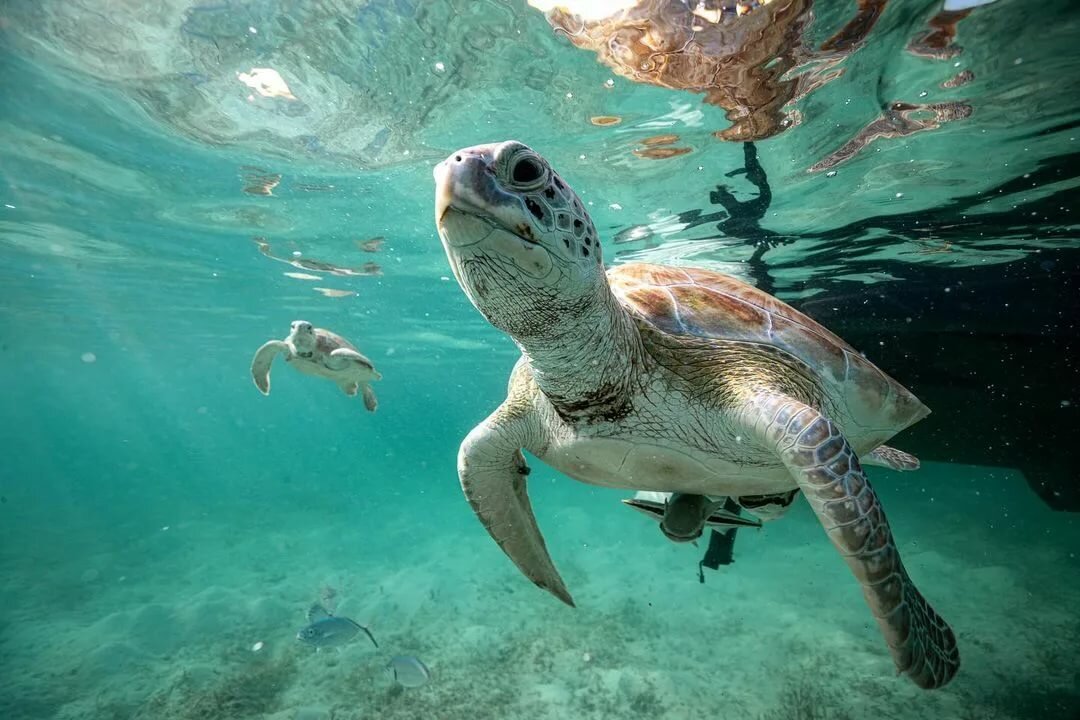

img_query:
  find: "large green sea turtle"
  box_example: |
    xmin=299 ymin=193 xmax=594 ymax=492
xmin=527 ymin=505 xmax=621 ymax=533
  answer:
xmin=433 ymin=140 xmax=958 ymax=688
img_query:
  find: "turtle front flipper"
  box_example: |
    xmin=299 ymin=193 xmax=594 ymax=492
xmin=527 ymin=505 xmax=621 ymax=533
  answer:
xmin=251 ymin=340 xmax=291 ymax=395
xmin=459 ymin=403 xmax=573 ymax=607
xmin=743 ymin=393 xmax=959 ymax=689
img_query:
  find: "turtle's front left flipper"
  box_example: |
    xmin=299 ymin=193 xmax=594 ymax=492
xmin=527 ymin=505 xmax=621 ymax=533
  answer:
xmin=251 ymin=340 xmax=291 ymax=395
xmin=742 ymin=393 xmax=959 ymax=690
xmin=459 ymin=403 xmax=573 ymax=607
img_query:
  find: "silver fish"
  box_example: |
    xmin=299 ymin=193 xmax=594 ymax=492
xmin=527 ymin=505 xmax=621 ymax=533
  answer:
xmin=306 ymin=602 xmax=332 ymax=623
xmin=296 ymin=615 xmax=378 ymax=650
xmin=386 ymin=655 xmax=431 ymax=688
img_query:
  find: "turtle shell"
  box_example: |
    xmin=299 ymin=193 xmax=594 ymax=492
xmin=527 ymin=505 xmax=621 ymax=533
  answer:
xmin=609 ymin=263 xmax=929 ymax=450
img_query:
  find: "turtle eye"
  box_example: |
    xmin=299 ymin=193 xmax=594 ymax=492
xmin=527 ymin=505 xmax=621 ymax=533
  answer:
xmin=509 ymin=153 xmax=546 ymax=190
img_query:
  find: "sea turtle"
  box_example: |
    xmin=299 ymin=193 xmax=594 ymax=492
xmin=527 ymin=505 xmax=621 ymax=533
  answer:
xmin=433 ymin=140 xmax=958 ymax=689
xmin=251 ymin=320 xmax=381 ymax=411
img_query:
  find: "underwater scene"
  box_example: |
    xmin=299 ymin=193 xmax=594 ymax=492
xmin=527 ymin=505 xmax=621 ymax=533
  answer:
xmin=1 ymin=0 xmax=1079 ymax=718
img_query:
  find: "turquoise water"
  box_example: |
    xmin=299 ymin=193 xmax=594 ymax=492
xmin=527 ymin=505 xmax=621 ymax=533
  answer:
xmin=1 ymin=1 xmax=1079 ymax=718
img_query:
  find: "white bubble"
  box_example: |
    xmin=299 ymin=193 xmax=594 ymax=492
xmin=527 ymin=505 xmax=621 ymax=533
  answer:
xmin=81 ymin=352 xmax=97 ymax=364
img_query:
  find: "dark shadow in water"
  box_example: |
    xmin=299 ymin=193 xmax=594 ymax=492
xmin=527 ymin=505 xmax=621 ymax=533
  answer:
xmin=617 ymin=145 xmax=1080 ymax=512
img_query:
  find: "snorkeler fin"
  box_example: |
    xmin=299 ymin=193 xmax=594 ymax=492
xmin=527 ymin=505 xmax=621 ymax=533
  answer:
xmin=621 ymin=496 xmax=668 ymax=521
xmin=702 ymin=500 xmax=762 ymax=530
xmin=621 ymin=495 xmax=762 ymax=530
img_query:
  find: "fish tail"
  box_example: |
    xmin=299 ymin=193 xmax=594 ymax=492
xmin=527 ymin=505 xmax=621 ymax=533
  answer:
xmin=361 ymin=625 xmax=379 ymax=648
xmin=348 ymin=618 xmax=379 ymax=648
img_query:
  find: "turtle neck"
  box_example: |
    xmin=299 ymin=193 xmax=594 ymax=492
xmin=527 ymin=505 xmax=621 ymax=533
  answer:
xmin=514 ymin=275 xmax=646 ymax=424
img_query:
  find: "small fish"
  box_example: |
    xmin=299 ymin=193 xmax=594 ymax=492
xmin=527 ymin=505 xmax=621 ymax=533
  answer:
xmin=314 ymin=288 xmax=355 ymax=298
xmin=357 ymin=237 xmax=385 ymax=253
xmin=386 ymin=656 xmax=432 ymax=688
xmin=297 ymin=611 xmax=378 ymax=650
xmin=305 ymin=602 xmax=332 ymax=623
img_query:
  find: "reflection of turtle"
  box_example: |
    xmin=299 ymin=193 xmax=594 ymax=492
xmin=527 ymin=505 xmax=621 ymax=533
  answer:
xmin=531 ymin=0 xmax=889 ymax=142
xmin=251 ymin=320 xmax=381 ymax=411
xmin=434 ymin=140 xmax=957 ymax=689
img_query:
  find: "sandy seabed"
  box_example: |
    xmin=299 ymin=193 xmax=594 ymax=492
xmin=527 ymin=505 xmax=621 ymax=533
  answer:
xmin=2 ymin=462 xmax=1078 ymax=720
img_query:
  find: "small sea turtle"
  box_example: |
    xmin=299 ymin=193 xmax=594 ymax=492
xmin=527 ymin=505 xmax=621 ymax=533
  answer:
xmin=433 ymin=141 xmax=958 ymax=689
xmin=251 ymin=320 xmax=381 ymax=411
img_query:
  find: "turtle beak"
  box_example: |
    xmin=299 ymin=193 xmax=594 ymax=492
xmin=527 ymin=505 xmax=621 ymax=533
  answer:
xmin=433 ymin=159 xmax=453 ymax=225
xmin=434 ymin=145 xmax=500 ymax=229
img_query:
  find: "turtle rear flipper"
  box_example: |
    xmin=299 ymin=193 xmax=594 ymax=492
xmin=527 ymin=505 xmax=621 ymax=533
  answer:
xmin=864 ymin=445 xmax=921 ymax=471
xmin=361 ymin=384 xmax=378 ymax=412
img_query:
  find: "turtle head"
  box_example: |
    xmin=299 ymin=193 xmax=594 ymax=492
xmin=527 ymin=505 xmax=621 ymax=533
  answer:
xmin=434 ymin=141 xmax=604 ymax=338
xmin=289 ymin=320 xmax=316 ymax=352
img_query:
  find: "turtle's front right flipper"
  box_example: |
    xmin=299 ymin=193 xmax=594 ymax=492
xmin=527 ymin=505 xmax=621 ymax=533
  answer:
xmin=251 ymin=340 xmax=291 ymax=395
xmin=459 ymin=403 xmax=573 ymax=608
